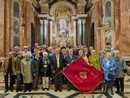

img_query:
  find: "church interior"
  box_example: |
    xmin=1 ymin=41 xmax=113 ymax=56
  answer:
xmin=0 ymin=0 xmax=130 ymax=56
xmin=0 ymin=0 xmax=130 ymax=98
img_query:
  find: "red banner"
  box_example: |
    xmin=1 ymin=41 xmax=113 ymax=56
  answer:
xmin=62 ymin=57 xmax=104 ymax=94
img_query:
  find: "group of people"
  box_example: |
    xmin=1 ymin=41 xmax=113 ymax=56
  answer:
xmin=1 ymin=42 xmax=127 ymax=95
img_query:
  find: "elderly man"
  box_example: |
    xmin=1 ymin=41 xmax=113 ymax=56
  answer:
xmin=13 ymin=51 xmax=23 ymax=92
xmin=13 ymin=46 xmax=20 ymax=57
xmin=22 ymin=46 xmax=32 ymax=57
xmin=114 ymin=50 xmax=127 ymax=95
xmin=21 ymin=53 xmax=33 ymax=92
xmin=51 ymin=48 xmax=64 ymax=92
xmin=66 ymin=49 xmax=77 ymax=91
xmin=31 ymin=52 xmax=40 ymax=91
xmin=2 ymin=52 xmax=16 ymax=93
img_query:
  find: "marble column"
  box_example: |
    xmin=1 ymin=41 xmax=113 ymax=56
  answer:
xmin=73 ymin=20 xmax=76 ymax=46
xmin=50 ymin=20 xmax=53 ymax=46
xmin=82 ymin=19 xmax=86 ymax=45
xmin=78 ymin=19 xmax=82 ymax=45
xmin=43 ymin=20 xmax=48 ymax=45
xmin=39 ymin=20 xmax=43 ymax=45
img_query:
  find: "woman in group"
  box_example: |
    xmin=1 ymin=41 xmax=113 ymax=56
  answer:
xmin=102 ymin=52 xmax=116 ymax=95
xmin=40 ymin=52 xmax=52 ymax=91
xmin=78 ymin=49 xmax=89 ymax=63
xmin=89 ymin=50 xmax=101 ymax=71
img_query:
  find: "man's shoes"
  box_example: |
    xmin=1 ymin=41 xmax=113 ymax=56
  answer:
xmin=115 ymin=90 xmax=120 ymax=94
xmin=4 ymin=90 xmax=8 ymax=93
xmin=111 ymin=89 xmax=114 ymax=95
xmin=24 ymin=90 xmax=27 ymax=92
xmin=33 ymin=88 xmax=37 ymax=91
xmin=19 ymin=89 xmax=23 ymax=91
xmin=59 ymin=89 xmax=62 ymax=92
xmin=46 ymin=88 xmax=49 ymax=91
xmin=42 ymin=88 xmax=46 ymax=91
xmin=29 ymin=90 xmax=31 ymax=92
xmin=120 ymin=91 xmax=124 ymax=95
xmin=10 ymin=88 xmax=14 ymax=92
xmin=16 ymin=89 xmax=19 ymax=92
xmin=67 ymin=88 xmax=71 ymax=91
xmin=55 ymin=89 xmax=58 ymax=92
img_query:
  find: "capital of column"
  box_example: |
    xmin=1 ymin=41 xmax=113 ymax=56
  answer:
xmin=40 ymin=20 xmax=43 ymax=25
xmin=78 ymin=19 xmax=82 ymax=24
xmin=44 ymin=20 xmax=48 ymax=24
xmin=82 ymin=19 xmax=86 ymax=24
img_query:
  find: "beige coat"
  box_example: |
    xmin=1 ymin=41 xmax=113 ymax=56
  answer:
xmin=21 ymin=59 xmax=33 ymax=83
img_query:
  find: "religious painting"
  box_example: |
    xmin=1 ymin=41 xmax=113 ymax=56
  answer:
xmin=57 ymin=18 xmax=70 ymax=37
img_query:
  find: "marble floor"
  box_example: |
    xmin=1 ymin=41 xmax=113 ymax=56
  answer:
xmin=0 ymin=73 xmax=130 ymax=98
xmin=0 ymin=89 xmax=130 ymax=98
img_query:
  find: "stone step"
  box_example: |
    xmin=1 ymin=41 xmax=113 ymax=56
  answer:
xmin=0 ymin=83 xmax=67 ymax=90
xmin=0 ymin=82 xmax=130 ymax=91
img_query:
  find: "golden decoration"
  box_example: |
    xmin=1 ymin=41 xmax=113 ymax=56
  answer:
xmin=79 ymin=71 xmax=87 ymax=79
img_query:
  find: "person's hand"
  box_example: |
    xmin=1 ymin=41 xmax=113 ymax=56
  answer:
xmin=33 ymin=73 xmax=35 ymax=76
xmin=104 ymin=69 xmax=106 ymax=72
xmin=110 ymin=68 xmax=113 ymax=71
xmin=53 ymin=70 xmax=55 ymax=74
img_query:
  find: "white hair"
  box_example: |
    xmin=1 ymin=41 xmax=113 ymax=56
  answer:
xmin=43 ymin=52 xmax=48 ymax=56
xmin=114 ymin=50 xmax=120 ymax=54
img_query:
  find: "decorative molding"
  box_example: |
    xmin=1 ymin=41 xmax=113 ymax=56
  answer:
xmin=50 ymin=1 xmax=76 ymax=16
xmin=77 ymin=14 xmax=88 ymax=18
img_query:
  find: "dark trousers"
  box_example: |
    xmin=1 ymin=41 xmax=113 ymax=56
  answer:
xmin=54 ymin=70 xmax=63 ymax=90
xmin=24 ymin=83 xmax=32 ymax=91
xmin=4 ymin=73 xmax=14 ymax=90
xmin=67 ymin=80 xmax=73 ymax=89
xmin=115 ymin=78 xmax=124 ymax=92
xmin=33 ymin=74 xmax=39 ymax=89
xmin=16 ymin=73 xmax=22 ymax=90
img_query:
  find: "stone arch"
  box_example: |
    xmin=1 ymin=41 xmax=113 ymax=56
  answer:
xmin=50 ymin=1 xmax=76 ymax=16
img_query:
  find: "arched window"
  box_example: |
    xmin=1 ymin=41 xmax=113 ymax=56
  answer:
xmin=13 ymin=1 xmax=20 ymax=18
xmin=105 ymin=1 xmax=111 ymax=17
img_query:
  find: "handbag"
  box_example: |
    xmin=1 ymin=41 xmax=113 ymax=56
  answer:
xmin=108 ymin=72 xmax=115 ymax=79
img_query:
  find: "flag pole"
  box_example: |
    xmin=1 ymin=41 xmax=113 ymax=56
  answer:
xmin=49 ymin=69 xmax=64 ymax=81
xmin=49 ymin=57 xmax=81 ymax=82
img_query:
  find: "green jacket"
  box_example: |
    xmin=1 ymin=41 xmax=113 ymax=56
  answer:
xmin=89 ymin=55 xmax=101 ymax=71
xmin=31 ymin=58 xmax=40 ymax=75
xmin=13 ymin=57 xmax=23 ymax=74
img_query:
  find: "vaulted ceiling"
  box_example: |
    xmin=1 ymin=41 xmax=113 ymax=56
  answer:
xmin=30 ymin=0 xmax=94 ymax=13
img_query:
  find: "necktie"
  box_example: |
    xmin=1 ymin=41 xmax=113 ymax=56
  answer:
xmin=56 ymin=54 xmax=60 ymax=68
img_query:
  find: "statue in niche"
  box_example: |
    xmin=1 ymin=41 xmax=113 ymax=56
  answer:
xmin=105 ymin=1 xmax=111 ymax=17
